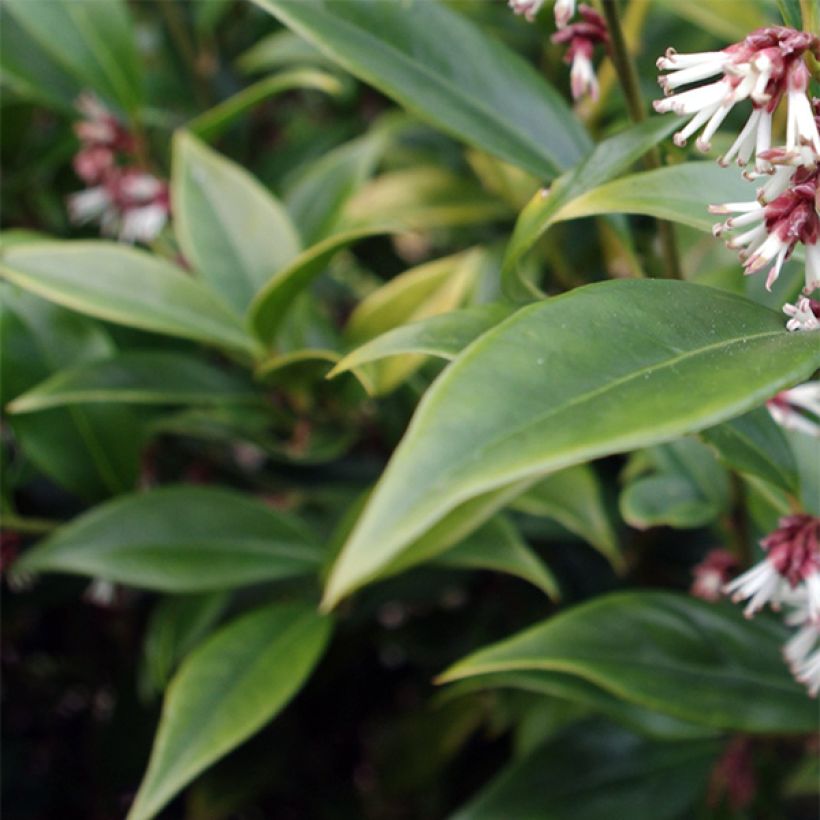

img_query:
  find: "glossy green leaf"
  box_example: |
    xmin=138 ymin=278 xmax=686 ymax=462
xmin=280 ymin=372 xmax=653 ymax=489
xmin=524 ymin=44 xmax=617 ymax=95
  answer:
xmin=449 ymin=721 xmax=719 ymax=820
xmin=1 ymin=286 xmax=142 ymax=499
xmin=437 ymin=516 xmax=560 ymax=600
xmin=440 ymin=591 xmax=817 ymax=733
xmin=0 ymin=242 xmax=259 ymax=357
xmin=186 ymin=70 xmax=344 ymax=142
xmin=127 ymin=602 xmax=332 ymax=820
xmin=341 ymin=167 xmax=511 ymax=232
xmin=553 ymin=162 xmax=753 ymax=233
xmin=4 ymin=0 xmax=142 ymax=113
xmin=328 ymin=303 xmax=515 ymax=378
xmin=323 ymin=280 xmax=820 ymax=608
xmin=172 ymin=131 xmax=301 ymax=312
xmin=12 ymin=486 xmax=322 ymax=591
xmin=249 ymin=227 xmax=388 ymax=346
xmin=512 ymin=464 xmax=622 ymax=571
xmin=620 ymin=437 xmax=731 ymax=529
xmin=502 ymin=118 xmax=679 ymax=299
xmin=251 ymin=0 xmax=589 ymax=177
xmin=7 ymin=351 xmax=259 ymax=413
xmin=237 ymin=29 xmax=337 ymax=74
xmin=702 ymin=407 xmax=798 ymax=493
xmin=343 ymin=249 xmax=483 ymax=394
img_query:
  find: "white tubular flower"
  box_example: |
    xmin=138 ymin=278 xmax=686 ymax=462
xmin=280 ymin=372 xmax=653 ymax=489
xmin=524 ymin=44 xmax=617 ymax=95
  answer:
xmin=768 ymin=382 xmax=820 ymax=435
xmin=508 ymin=0 xmax=546 ymax=23
xmin=67 ymin=186 xmax=112 ymax=225
xmin=785 ymin=62 xmax=820 ymax=155
xmin=551 ymin=5 xmax=607 ymax=102
xmin=654 ymin=28 xmax=818 ymax=171
xmin=119 ymin=203 xmax=168 ymax=244
xmin=553 ymin=0 xmax=575 ymax=28
xmin=783 ymin=297 xmax=820 ymax=331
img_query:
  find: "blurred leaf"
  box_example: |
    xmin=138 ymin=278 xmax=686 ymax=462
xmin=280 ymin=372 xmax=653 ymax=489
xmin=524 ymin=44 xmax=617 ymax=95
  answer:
xmin=127 ymin=602 xmax=332 ymax=820
xmin=172 ymin=131 xmax=301 ymax=312
xmin=503 ymin=118 xmax=679 ymax=299
xmin=1 ymin=286 xmax=142 ymax=499
xmin=0 ymin=242 xmax=260 ymax=357
xmin=342 ymin=167 xmax=510 ymax=231
xmin=448 ymin=721 xmax=719 ymax=820
xmin=619 ymin=437 xmax=731 ymax=529
xmin=440 ymin=591 xmax=817 ymax=733
xmin=4 ymin=0 xmax=142 ymax=114
xmin=329 ymin=302 xmax=515 ymax=378
xmin=512 ymin=464 xmax=622 ymax=571
xmin=237 ymin=29 xmax=337 ymax=74
xmin=7 ymin=351 xmax=259 ymax=413
xmin=702 ymin=407 xmax=798 ymax=494
xmin=437 ymin=516 xmax=560 ymax=600
xmin=285 ymin=127 xmax=393 ymax=243
xmin=784 ymin=428 xmax=820 ymax=516
xmin=12 ymin=486 xmax=322 ymax=591
xmin=186 ymin=70 xmax=344 ymax=142
xmin=343 ymin=249 xmax=483 ymax=394
xmin=193 ymin=0 xmax=235 ymax=34
xmin=249 ymin=226 xmax=388 ymax=346
xmin=252 ymin=0 xmax=590 ymax=177
xmin=659 ymin=0 xmax=771 ymax=40
xmin=322 ymin=280 xmax=820 ymax=608
xmin=142 ymin=591 xmax=230 ymax=695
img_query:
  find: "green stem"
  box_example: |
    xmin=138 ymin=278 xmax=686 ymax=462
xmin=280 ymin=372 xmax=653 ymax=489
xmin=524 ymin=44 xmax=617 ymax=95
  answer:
xmin=600 ymin=0 xmax=683 ymax=280
xmin=3 ymin=514 xmax=60 ymax=535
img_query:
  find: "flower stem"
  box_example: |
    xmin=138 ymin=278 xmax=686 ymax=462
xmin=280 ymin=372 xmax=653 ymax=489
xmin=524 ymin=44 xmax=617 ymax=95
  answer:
xmin=600 ymin=0 xmax=682 ymax=280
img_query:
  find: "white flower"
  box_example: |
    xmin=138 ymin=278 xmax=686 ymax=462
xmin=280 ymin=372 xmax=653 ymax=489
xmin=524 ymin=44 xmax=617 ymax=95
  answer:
xmin=67 ymin=186 xmax=112 ymax=225
xmin=783 ymin=297 xmax=820 ymax=332
xmin=768 ymin=382 xmax=820 ymax=435
xmin=570 ymin=45 xmax=598 ymax=101
xmin=119 ymin=203 xmax=168 ymax=244
xmin=553 ymin=0 xmax=575 ymax=28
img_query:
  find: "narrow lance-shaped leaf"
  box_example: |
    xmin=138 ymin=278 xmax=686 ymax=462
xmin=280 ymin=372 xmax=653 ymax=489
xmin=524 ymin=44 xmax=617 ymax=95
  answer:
xmin=251 ymin=0 xmax=589 ymax=177
xmin=0 ymin=242 xmax=260 ymax=358
xmin=7 ymin=351 xmax=260 ymax=413
xmin=12 ymin=486 xmax=322 ymax=592
xmin=127 ymin=602 xmax=332 ymax=820
xmin=173 ymin=131 xmax=301 ymax=312
xmin=439 ymin=591 xmax=817 ymax=733
xmin=323 ymin=280 xmax=820 ymax=608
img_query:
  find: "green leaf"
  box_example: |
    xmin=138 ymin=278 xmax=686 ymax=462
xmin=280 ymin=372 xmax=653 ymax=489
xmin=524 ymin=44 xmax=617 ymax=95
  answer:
xmin=702 ymin=407 xmax=798 ymax=494
xmin=448 ymin=721 xmax=719 ymax=820
xmin=12 ymin=486 xmax=322 ymax=592
xmin=342 ymin=249 xmax=483 ymax=394
xmin=512 ymin=464 xmax=622 ymax=571
xmin=439 ymin=591 xmax=817 ymax=733
xmin=437 ymin=516 xmax=560 ymax=600
xmin=502 ymin=118 xmax=680 ymax=299
xmin=186 ymin=70 xmax=344 ymax=143
xmin=285 ymin=126 xmax=393 ymax=243
xmin=237 ymin=29 xmax=337 ymax=75
xmin=659 ymin=0 xmax=771 ymax=40
xmin=328 ymin=302 xmax=515 ymax=379
xmin=785 ymin=428 xmax=820 ymax=516
xmin=251 ymin=0 xmax=589 ymax=177
xmin=127 ymin=602 xmax=332 ymax=820
xmin=341 ymin=167 xmax=511 ymax=232
xmin=619 ymin=437 xmax=731 ymax=529
xmin=323 ymin=280 xmax=820 ymax=608
xmin=249 ymin=226 xmax=388 ymax=346
xmin=0 ymin=242 xmax=259 ymax=357
xmin=172 ymin=131 xmax=302 ymax=312
xmin=552 ymin=162 xmax=753 ymax=233
xmin=4 ymin=0 xmax=142 ymax=114
xmin=7 ymin=351 xmax=259 ymax=413
xmin=1 ymin=286 xmax=142 ymax=499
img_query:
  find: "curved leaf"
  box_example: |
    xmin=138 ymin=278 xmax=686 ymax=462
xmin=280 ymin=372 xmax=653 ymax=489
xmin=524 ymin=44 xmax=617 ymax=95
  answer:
xmin=12 ymin=486 xmax=322 ymax=592
xmin=251 ymin=0 xmax=589 ymax=177
xmin=173 ymin=131 xmax=301 ymax=312
xmin=439 ymin=591 xmax=817 ymax=733
xmin=323 ymin=280 xmax=820 ymax=608
xmin=0 ymin=242 xmax=259 ymax=357
xmin=127 ymin=602 xmax=331 ymax=820
xmin=7 ymin=351 xmax=259 ymax=413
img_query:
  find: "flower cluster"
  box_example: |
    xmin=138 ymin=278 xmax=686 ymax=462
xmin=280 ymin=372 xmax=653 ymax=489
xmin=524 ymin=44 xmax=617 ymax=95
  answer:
xmin=767 ymin=381 xmax=820 ymax=436
xmin=68 ymin=93 xmax=169 ymax=245
xmin=508 ymin=0 xmax=606 ymax=102
xmin=690 ymin=548 xmax=739 ymax=602
xmin=654 ymin=28 xmax=820 ymax=319
xmin=724 ymin=514 xmax=820 ymax=696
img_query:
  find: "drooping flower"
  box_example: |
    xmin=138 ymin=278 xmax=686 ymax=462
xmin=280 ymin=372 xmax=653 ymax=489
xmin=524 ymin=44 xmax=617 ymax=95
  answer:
xmin=654 ymin=27 xmax=819 ymax=171
xmin=691 ymin=548 xmax=738 ymax=602
xmin=551 ymin=5 xmax=608 ymax=101
xmin=509 ymin=0 xmax=575 ymax=27
xmin=782 ymin=594 xmax=820 ymax=696
xmin=709 ymin=164 xmax=819 ymax=291
xmin=783 ymin=296 xmax=820 ymax=331
xmin=767 ymin=381 xmax=820 ymax=435
xmin=724 ymin=514 xmax=820 ymax=619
